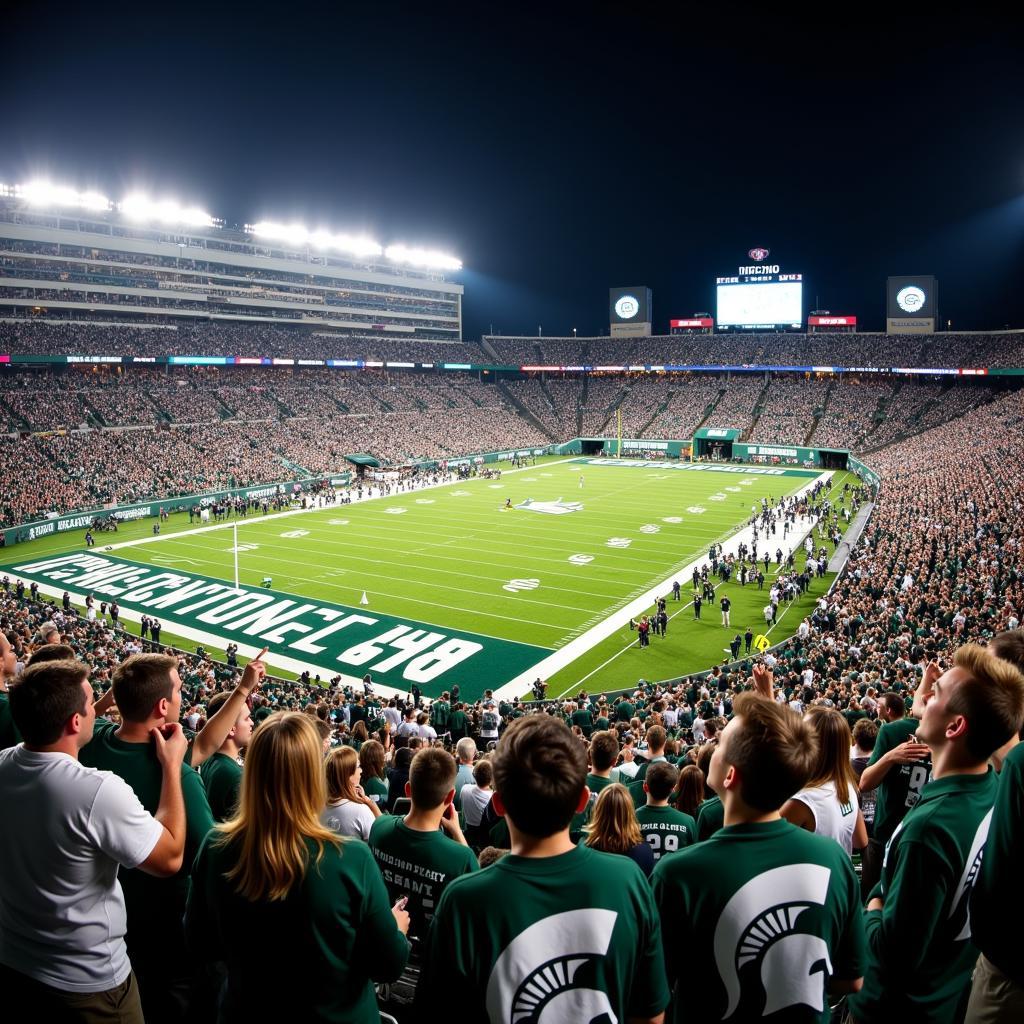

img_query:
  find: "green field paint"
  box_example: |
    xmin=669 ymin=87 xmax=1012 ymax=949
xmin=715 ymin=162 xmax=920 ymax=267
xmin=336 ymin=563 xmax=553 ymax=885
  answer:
xmin=5 ymin=552 xmax=551 ymax=695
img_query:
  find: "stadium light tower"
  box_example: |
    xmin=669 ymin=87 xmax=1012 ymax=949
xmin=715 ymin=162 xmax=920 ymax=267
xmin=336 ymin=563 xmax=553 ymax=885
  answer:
xmin=120 ymin=193 xmax=215 ymax=227
xmin=10 ymin=180 xmax=111 ymax=211
xmin=384 ymin=244 xmax=462 ymax=271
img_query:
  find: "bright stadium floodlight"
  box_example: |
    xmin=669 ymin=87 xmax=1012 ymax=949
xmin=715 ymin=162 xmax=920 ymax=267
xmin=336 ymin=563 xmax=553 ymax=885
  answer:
xmin=385 ymin=244 xmax=462 ymax=271
xmin=249 ymin=221 xmax=383 ymax=258
xmin=18 ymin=180 xmax=111 ymax=211
xmin=120 ymin=193 xmax=215 ymax=228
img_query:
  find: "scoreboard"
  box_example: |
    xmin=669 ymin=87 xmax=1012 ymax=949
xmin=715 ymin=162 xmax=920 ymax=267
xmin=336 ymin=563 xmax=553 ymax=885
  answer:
xmin=716 ymin=249 xmax=803 ymax=330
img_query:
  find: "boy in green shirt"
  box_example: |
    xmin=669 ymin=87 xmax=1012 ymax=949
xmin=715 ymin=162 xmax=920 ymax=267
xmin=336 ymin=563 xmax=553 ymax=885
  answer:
xmin=652 ymin=691 xmax=865 ymax=1023
xmin=417 ymin=714 xmax=669 ymax=1024
xmin=369 ymin=746 xmax=477 ymax=944
xmin=849 ymin=646 xmax=1024 ymax=1024
xmin=636 ymin=762 xmax=695 ymax=862
xmin=198 ymin=690 xmax=252 ymax=822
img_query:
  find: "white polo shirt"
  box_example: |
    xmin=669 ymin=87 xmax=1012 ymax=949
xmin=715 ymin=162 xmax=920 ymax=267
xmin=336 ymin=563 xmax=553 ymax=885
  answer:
xmin=0 ymin=746 xmax=163 ymax=991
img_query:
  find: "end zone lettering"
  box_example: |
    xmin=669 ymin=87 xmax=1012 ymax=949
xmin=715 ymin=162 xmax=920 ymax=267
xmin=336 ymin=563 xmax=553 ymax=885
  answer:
xmin=9 ymin=552 xmax=547 ymax=692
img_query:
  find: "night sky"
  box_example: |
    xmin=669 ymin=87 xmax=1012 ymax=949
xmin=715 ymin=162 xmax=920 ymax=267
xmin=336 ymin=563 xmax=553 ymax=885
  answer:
xmin=3 ymin=6 xmax=1022 ymax=337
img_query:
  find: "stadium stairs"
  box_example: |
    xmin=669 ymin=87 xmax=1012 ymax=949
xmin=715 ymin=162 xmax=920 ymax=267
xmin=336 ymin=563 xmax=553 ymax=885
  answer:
xmin=637 ymin=388 xmax=676 ymax=437
xmin=803 ymin=381 xmax=836 ymax=446
xmin=741 ymin=374 xmax=773 ymax=441
xmin=496 ymin=381 xmax=559 ymax=441
xmin=593 ymin=382 xmax=632 ymax=435
xmin=690 ymin=386 xmax=728 ymax=434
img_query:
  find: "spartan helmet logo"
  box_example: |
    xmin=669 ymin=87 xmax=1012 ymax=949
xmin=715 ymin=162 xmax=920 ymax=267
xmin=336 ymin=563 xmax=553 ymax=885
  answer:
xmin=714 ymin=864 xmax=833 ymax=1018
xmin=486 ymin=909 xmax=619 ymax=1024
xmin=949 ymin=808 xmax=992 ymax=942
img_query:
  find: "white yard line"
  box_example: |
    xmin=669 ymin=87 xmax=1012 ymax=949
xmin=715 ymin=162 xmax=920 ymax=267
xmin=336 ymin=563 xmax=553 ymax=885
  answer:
xmin=98 ymin=457 xmax=581 ymax=553
xmin=491 ymin=472 xmax=833 ymax=700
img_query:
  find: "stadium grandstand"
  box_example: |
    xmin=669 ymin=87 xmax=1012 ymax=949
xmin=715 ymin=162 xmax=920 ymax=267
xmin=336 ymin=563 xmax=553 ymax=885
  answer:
xmin=0 ymin=182 xmax=463 ymax=341
xmin=4 ymin=220 xmax=1024 ymax=1022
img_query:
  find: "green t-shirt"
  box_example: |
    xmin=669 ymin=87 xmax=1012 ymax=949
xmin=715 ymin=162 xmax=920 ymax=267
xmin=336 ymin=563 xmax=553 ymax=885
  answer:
xmin=430 ymin=700 xmax=450 ymax=730
xmin=200 ymin=751 xmax=243 ymax=823
xmin=571 ymin=708 xmax=594 ymax=735
xmin=616 ymin=701 xmax=635 ymax=722
xmin=79 ymin=719 xmax=214 ymax=960
xmin=368 ymin=814 xmax=478 ymax=942
xmin=652 ymin=819 xmax=865 ymax=1024
xmin=851 ymin=769 xmax=1000 ymax=1024
xmin=449 ymin=709 xmax=468 ymax=735
xmin=362 ymin=774 xmax=389 ymax=809
xmin=586 ymin=772 xmax=615 ymax=795
xmin=416 ymin=843 xmax=669 ymax=1023
xmin=635 ymin=805 xmax=696 ymax=863
xmin=186 ymin=833 xmax=409 ymax=1022
xmin=0 ymin=691 xmax=21 ymax=751
xmin=697 ymin=795 xmax=725 ymax=841
xmin=971 ymin=742 xmax=1024 ymax=987
xmin=866 ymin=717 xmax=932 ymax=842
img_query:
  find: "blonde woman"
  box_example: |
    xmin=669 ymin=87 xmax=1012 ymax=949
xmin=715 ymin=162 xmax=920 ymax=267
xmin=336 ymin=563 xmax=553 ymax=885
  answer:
xmin=583 ymin=782 xmax=655 ymax=877
xmin=322 ymin=745 xmax=381 ymax=840
xmin=185 ymin=712 xmax=409 ymax=1021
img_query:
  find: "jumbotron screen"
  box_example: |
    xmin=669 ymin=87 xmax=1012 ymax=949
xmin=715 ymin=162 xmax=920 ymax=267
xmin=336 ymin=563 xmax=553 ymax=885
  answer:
xmin=716 ymin=271 xmax=803 ymax=330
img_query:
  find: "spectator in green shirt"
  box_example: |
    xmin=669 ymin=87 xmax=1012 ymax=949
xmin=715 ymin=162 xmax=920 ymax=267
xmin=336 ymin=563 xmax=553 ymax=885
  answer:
xmin=0 ymin=631 xmax=21 ymax=751
xmin=198 ymin=690 xmax=252 ymax=822
xmin=416 ymin=714 xmax=669 ymax=1024
xmin=850 ymin=646 xmax=1024 ymax=1024
xmin=186 ymin=712 xmax=410 ymax=1022
xmin=653 ymin=690 xmax=865 ymax=1023
xmin=966 ymin=628 xmax=1024 ymax=1021
xmin=79 ymin=652 xmax=219 ymax=1024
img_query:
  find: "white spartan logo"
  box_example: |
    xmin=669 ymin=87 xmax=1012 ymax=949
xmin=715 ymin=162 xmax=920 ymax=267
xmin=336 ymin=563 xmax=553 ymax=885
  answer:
xmin=714 ymin=864 xmax=834 ymax=1018
xmin=486 ymin=909 xmax=619 ymax=1023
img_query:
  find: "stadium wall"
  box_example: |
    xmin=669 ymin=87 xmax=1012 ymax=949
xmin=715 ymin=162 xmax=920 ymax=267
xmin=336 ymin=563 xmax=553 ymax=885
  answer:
xmin=1 ymin=473 xmax=351 ymax=547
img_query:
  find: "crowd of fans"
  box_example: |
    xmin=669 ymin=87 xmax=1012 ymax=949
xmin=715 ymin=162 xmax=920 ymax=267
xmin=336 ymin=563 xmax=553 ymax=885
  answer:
xmin=5 ymin=320 xmax=1024 ymax=368
xmin=1 ymin=376 xmax=1023 ymax=1019
xmin=484 ymin=331 xmax=1024 ymax=368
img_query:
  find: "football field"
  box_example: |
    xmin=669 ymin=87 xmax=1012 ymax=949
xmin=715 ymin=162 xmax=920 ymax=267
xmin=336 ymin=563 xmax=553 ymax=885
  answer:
xmin=6 ymin=457 xmax=849 ymax=700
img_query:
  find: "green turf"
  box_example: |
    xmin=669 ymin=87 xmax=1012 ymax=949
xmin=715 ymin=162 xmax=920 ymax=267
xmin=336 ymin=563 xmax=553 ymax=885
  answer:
xmin=4 ymin=458 xmax=856 ymax=699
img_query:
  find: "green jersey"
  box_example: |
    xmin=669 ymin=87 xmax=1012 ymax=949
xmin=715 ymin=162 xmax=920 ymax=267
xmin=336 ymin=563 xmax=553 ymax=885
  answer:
xmin=79 ymin=719 xmax=214 ymax=964
xmin=697 ymin=794 xmax=725 ymax=840
xmin=368 ymin=814 xmax=477 ymax=942
xmin=571 ymin=708 xmax=593 ymax=736
xmin=616 ymin=700 xmax=635 ymax=722
xmin=866 ymin=717 xmax=932 ymax=842
xmin=449 ymin=709 xmax=468 ymax=737
xmin=635 ymin=805 xmax=696 ymax=862
xmin=652 ymin=819 xmax=865 ymax=1024
xmin=430 ymin=699 xmax=450 ymax=731
xmin=362 ymin=774 xmax=389 ymax=809
xmin=850 ymin=769 xmax=999 ymax=1024
xmin=200 ymin=751 xmax=243 ymax=822
xmin=186 ymin=833 xmax=408 ymax=1022
xmin=586 ymin=772 xmax=615 ymax=795
xmin=416 ymin=843 xmax=669 ymax=1023
xmin=971 ymin=742 xmax=1024 ymax=987
xmin=0 ymin=691 xmax=21 ymax=751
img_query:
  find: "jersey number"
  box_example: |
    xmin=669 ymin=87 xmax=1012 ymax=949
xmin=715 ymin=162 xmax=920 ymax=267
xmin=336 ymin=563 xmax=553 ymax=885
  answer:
xmin=646 ymin=834 xmax=679 ymax=860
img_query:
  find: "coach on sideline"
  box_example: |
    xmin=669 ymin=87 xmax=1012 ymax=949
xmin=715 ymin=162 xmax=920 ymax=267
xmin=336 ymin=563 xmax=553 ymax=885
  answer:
xmin=0 ymin=659 xmax=187 ymax=1022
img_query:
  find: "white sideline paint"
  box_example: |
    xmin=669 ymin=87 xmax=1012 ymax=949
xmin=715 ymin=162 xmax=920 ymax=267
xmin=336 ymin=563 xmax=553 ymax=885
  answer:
xmin=491 ymin=472 xmax=833 ymax=701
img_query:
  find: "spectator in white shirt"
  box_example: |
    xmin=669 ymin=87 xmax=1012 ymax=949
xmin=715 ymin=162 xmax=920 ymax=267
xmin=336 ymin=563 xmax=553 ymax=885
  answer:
xmin=0 ymin=659 xmax=187 ymax=1021
xmin=321 ymin=745 xmax=381 ymax=841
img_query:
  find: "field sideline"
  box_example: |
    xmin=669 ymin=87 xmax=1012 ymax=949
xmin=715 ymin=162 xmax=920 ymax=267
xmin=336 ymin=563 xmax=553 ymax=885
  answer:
xmin=3 ymin=457 xmax=855 ymax=701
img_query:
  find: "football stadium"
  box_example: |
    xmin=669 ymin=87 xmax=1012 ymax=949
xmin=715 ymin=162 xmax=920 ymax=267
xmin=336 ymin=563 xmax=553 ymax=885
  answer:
xmin=1 ymin=11 xmax=1023 ymax=1024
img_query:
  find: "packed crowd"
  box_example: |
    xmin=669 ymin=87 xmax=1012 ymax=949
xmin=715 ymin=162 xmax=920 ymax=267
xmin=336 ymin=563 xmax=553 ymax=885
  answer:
xmin=484 ymin=331 xmax=1024 ymax=368
xmin=1 ymin=412 xmax=1022 ymax=1020
xmin=0 ymin=319 xmax=480 ymax=361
